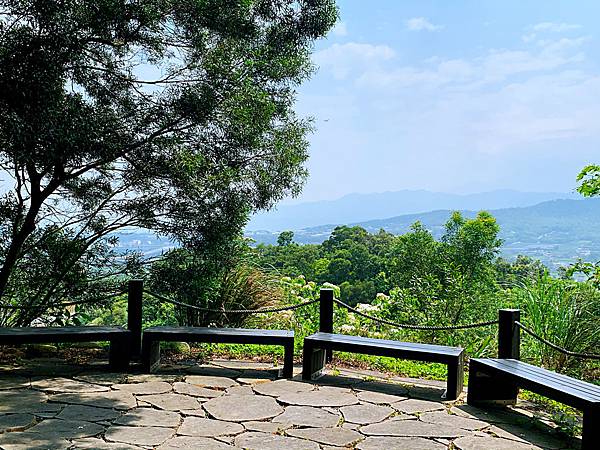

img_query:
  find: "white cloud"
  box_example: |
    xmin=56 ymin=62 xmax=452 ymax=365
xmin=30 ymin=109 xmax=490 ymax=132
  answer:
xmin=532 ymin=22 xmax=582 ymax=33
xmin=309 ymin=33 xmax=597 ymax=159
xmin=406 ymin=17 xmax=443 ymax=32
xmin=331 ymin=21 xmax=348 ymax=37
xmin=523 ymin=22 xmax=582 ymax=43
xmin=352 ymin=36 xmax=587 ymax=90
xmin=313 ymin=42 xmax=395 ymax=80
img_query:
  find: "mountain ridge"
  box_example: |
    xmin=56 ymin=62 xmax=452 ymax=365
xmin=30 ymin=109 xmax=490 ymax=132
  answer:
xmin=248 ymin=189 xmax=579 ymax=231
xmin=247 ymin=197 xmax=600 ymax=270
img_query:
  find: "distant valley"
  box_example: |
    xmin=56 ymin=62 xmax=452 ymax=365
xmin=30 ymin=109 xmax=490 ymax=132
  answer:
xmin=247 ymin=198 xmax=600 ymax=271
xmin=248 ymin=189 xmax=579 ymax=231
xmin=113 ymin=191 xmax=600 ymax=271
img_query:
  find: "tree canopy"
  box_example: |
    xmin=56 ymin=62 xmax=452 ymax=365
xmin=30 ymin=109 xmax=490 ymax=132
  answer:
xmin=0 ymin=0 xmax=337 ymax=323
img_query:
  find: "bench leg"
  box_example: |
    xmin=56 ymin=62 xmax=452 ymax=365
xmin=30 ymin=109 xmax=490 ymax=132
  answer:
xmin=282 ymin=341 xmax=294 ymax=378
xmin=467 ymin=360 xmax=518 ymax=406
xmin=141 ymin=336 xmax=161 ymax=373
xmin=108 ymin=335 xmax=131 ymax=371
xmin=444 ymin=352 xmax=464 ymax=401
xmin=302 ymin=342 xmax=326 ymax=381
xmin=582 ymin=407 xmax=599 ymax=450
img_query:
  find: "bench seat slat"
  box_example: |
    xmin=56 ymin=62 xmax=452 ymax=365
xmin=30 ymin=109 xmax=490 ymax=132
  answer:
xmin=306 ymin=332 xmax=463 ymax=356
xmin=143 ymin=326 xmax=293 ymax=342
xmin=0 ymin=326 xmax=129 ymax=344
xmin=475 ymin=359 xmax=600 ymax=401
xmin=488 ymin=359 xmax=600 ymax=398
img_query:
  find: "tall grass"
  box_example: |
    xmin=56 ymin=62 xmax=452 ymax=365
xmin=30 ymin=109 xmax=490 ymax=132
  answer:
xmin=509 ymin=275 xmax=600 ymax=377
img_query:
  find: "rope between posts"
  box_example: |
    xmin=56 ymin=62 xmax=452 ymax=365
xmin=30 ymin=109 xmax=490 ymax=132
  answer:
xmin=143 ymin=289 xmax=320 ymax=314
xmin=0 ymin=290 xmax=127 ymax=311
xmin=333 ymin=298 xmax=499 ymax=330
xmin=515 ymin=321 xmax=600 ymax=360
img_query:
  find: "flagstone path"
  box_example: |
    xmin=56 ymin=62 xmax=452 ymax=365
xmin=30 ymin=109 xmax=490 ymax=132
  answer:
xmin=0 ymin=358 xmax=582 ymax=449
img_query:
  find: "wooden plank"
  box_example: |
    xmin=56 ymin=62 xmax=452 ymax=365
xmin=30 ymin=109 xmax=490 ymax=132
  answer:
xmin=0 ymin=326 xmax=128 ymax=335
xmin=0 ymin=326 xmax=129 ymax=345
xmin=475 ymin=359 xmax=600 ymax=400
xmin=144 ymin=326 xmax=292 ymax=338
xmin=306 ymin=332 xmax=463 ymax=355
xmin=470 ymin=359 xmax=598 ymax=409
xmin=488 ymin=360 xmax=600 ymax=398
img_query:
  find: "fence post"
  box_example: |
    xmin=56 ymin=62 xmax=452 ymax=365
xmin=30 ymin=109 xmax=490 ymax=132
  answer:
xmin=319 ymin=289 xmax=334 ymax=362
xmin=128 ymin=279 xmax=144 ymax=359
xmin=498 ymin=309 xmax=520 ymax=359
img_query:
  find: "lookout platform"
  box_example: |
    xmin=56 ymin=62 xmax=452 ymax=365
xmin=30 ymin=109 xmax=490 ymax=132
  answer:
xmin=0 ymin=355 xmax=582 ymax=449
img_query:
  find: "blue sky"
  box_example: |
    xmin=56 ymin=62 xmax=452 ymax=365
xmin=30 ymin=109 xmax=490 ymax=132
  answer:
xmin=290 ymin=0 xmax=600 ymax=203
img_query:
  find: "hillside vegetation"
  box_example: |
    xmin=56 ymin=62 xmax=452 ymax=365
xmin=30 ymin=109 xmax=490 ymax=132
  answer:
xmin=248 ymin=198 xmax=600 ymax=270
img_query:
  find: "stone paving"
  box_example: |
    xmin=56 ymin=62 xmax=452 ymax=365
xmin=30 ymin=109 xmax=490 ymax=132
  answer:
xmin=0 ymin=358 xmax=582 ymax=449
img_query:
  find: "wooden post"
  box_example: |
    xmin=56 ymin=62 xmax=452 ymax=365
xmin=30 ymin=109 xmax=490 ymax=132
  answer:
xmin=319 ymin=289 xmax=334 ymax=362
xmin=128 ymin=279 xmax=144 ymax=359
xmin=498 ymin=309 xmax=520 ymax=360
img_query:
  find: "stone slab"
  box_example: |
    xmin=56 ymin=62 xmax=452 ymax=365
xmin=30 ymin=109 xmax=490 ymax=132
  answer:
xmin=49 ymin=391 xmax=137 ymax=410
xmin=178 ymin=417 xmax=244 ymax=437
xmin=113 ymin=381 xmax=172 ymax=395
xmin=341 ymin=403 xmax=394 ymax=424
xmin=203 ymin=394 xmax=283 ymax=422
xmin=185 ymin=375 xmax=238 ymax=390
xmin=392 ymin=398 xmax=445 ymax=414
xmin=114 ymin=407 xmax=181 ymax=427
xmin=357 ymin=436 xmax=447 ymax=450
xmin=357 ymin=390 xmax=407 ymax=405
xmin=26 ymin=419 xmax=104 ymax=439
xmin=57 ymin=404 xmax=121 ymax=422
xmin=173 ymin=382 xmax=222 ymax=398
xmin=105 ymin=425 xmax=175 ymax=447
xmin=0 ymin=377 xmax=30 ymax=390
xmin=137 ymin=393 xmax=201 ymax=411
xmin=180 ymin=408 xmax=206 ymax=417
xmin=278 ymin=386 xmax=358 ymax=407
xmin=74 ymin=373 xmax=127 ymax=386
xmin=243 ymin=421 xmax=289 ymax=433
xmin=0 ymin=413 xmax=36 ymax=432
xmin=158 ymin=436 xmax=235 ymax=449
xmin=0 ymin=390 xmax=53 ymax=414
xmin=234 ymin=431 xmax=320 ymax=450
xmin=71 ymin=438 xmax=142 ymax=449
xmin=31 ymin=377 xmax=109 ymax=393
xmin=420 ymin=410 xmax=490 ymax=430
xmin=286 ymin=427 xmax=364 ymax=447
xmin=225 ymin=385 xmax=254 ymax=396
xmin=453 ymin=435 xmax=543 ymax=450
xmin=252 ymin=379 xmax=314 ymax=398
xmin=0 ymin=431 xmax=70 ymax=450
xmin=272 ymin=405 xmax=340 ymax=428
xmin=354 ymin=380 xmax=409 ymax=396
xmin=361 ymin=419 xmax=467 ymax=438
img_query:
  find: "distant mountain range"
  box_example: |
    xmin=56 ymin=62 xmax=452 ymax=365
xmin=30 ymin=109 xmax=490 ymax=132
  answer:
xmin=247 ymin=198 xmax=600 ymax=270
xmin=112 ymin=190 xmax=599 ymax=270
xmin=247 ymin=189 xmax=579 ymax=231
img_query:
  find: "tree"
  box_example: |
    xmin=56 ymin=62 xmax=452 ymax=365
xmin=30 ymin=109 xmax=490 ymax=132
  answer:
xmin=0 ymin=0 xmax=337 ymax=321
xmin=577 ymin=165 xmax=600 ymax=197
xmin=277 ymin=231 xmax=295 ymax=247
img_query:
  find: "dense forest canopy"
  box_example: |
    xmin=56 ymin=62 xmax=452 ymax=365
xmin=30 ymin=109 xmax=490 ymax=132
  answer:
xmin=0 ymin=0 xmax=337 ymax=324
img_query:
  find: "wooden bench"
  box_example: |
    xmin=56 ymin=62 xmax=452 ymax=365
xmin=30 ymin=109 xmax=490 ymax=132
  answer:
xmin=142 ymin=326 xmax=295 ymax=377
xmin=468 ymin=358 xmax=600 ymax=450
xmin=0 ymin=326 xmax=131 ymax=370
xmin=302 ymin=332 xmax=465 ymax=400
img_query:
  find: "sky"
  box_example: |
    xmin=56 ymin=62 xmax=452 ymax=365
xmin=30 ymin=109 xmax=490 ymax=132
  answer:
xmin=289 ymin=0 xmax=600 ymax=203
